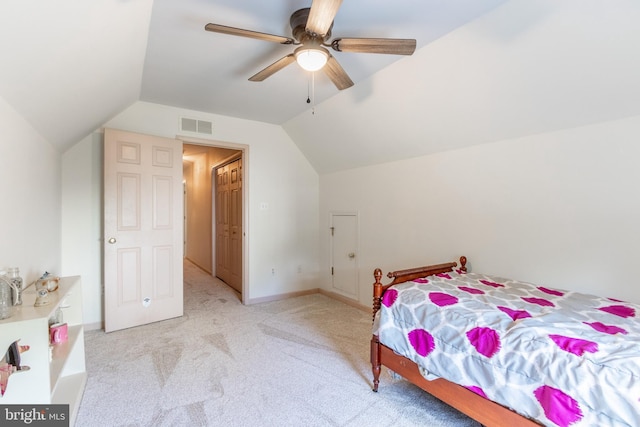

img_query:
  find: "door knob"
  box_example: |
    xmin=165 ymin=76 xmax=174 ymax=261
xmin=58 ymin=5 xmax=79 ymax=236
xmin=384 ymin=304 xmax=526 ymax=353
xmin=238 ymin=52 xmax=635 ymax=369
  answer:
xmin=348 ymin=252 xmax=355 ymax=259
xmin=108 ymin=238 xmax=116 ymax=244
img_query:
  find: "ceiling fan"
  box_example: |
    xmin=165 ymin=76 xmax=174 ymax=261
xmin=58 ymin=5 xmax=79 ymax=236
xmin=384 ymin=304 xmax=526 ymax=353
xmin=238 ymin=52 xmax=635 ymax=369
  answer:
xmin=204 ymin=0 xmax=416 ymax=90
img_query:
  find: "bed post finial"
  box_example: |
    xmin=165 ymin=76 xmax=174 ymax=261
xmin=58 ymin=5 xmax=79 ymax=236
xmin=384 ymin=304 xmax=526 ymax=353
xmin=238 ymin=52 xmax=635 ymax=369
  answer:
xmin=460 ymin=256 xmax=467 ymax=272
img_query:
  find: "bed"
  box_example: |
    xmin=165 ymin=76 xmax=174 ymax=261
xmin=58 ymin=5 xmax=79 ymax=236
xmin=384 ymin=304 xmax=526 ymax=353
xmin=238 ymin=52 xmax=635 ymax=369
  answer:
xmin=370 ymin=256 xmax=640 ymax=427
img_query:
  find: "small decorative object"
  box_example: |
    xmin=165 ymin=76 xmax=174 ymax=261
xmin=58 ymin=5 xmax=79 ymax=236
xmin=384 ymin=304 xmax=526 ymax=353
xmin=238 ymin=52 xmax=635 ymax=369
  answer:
xmin=0 ymin=272 xmax=14 ymax=320
xmin=7 ymin=267 xmax=23 ymax=305
xmin=34 ymin=288 xmax=50 ymax=307
xmin=36 ymin=272 xmax=60 ymax=293
xmin=49 ymin=323 xmax=68 ymax=345
xmin=49 ymin=307 xmax=63 ymax=326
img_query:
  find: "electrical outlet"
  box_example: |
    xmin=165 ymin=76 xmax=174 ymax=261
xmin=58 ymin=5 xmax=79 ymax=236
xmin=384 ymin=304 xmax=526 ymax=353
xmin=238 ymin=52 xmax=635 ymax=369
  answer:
xmin=271 ymin=268 xmax=275 ymax=275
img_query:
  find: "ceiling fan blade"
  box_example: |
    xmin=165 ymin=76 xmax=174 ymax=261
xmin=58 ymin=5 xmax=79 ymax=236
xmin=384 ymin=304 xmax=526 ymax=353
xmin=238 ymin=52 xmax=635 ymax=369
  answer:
xmin=249 ymin=54 xmax=296 ymax=82
xmin=331 ymin=38 xmax=417 ymax=55
xmin=323 ymin=55 xmax=353 ymax=90
xmin=306 ymin=0 xmax=343 ymax=36
xmin=205 ymin=23 xmax=294 ymax=45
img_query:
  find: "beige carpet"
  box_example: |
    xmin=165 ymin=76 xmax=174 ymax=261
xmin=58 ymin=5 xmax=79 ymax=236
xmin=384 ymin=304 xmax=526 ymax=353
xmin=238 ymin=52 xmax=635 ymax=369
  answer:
xmin=75 ymin=260 xmax=479 ymax=426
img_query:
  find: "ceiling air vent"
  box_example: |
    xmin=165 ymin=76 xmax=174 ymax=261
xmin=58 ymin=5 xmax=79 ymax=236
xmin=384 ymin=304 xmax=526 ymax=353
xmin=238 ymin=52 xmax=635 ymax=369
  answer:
xmin=181 ymin=117 xmax=213 ymax=135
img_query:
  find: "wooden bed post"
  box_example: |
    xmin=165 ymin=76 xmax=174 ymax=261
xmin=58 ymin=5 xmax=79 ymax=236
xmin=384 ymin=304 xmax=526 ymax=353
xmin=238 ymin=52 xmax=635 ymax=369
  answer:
xmin=371 ymin=268 xmax=383 ymax=392
xmin=372 ymin=268 xmax=383 ymax=322
xmin=459 ymin=256 xmax=467 ymax=272
xmin=371 ymin=335 xmax=381 ymax=392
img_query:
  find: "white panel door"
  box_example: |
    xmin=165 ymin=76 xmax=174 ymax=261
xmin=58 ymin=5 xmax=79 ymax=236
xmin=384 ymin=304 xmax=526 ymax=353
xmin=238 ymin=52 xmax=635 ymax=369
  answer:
xmin=228 ymin=159 xmax=242 ymax=292
xmin=104 ymin=128 xmax=183 ymax=332
xmin=330 ymin=213 xmax=358 ymax=299
xmin=214 ymin=159 xmax=243 ymax=293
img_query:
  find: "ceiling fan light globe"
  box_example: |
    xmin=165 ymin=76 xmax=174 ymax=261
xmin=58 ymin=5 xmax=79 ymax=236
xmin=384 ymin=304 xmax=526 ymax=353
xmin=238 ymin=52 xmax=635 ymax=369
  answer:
xmin=295 ymin=48 xmax=328 ymax=72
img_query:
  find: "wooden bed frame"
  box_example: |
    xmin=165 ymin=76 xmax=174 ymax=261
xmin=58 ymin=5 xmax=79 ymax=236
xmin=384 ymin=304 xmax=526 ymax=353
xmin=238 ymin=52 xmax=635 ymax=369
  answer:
xmin=370 ymin=256 xmax=540 ymax=427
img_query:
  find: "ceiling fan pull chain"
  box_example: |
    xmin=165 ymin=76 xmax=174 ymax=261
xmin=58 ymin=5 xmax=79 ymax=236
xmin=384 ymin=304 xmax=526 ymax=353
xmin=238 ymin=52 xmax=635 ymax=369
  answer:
xmin=311 ymin=72 xmax=316 ymax=115
xmin=305 ymin=72 xmax=316 ymax=115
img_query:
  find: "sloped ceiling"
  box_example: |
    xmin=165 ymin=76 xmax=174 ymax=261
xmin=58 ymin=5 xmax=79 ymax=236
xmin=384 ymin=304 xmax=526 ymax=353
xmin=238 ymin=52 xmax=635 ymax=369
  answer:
xmin=284 ymin=0 xmax=640 ymax=173
xmin=1 ymin=0 xmax=639 ymax=174
xmin=0 ymin=0 xmax=154 ymax=150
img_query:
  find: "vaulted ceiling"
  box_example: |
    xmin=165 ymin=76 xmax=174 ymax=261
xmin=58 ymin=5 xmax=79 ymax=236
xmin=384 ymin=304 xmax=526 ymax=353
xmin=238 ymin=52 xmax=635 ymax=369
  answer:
xmin=1 ymin=0 xmax=639 ymax=174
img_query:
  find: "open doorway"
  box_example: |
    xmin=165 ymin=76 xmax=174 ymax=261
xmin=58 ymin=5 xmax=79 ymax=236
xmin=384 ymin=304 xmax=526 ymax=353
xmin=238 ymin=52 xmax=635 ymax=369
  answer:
xmin=182 ymin=143 xmax=243 ymax=296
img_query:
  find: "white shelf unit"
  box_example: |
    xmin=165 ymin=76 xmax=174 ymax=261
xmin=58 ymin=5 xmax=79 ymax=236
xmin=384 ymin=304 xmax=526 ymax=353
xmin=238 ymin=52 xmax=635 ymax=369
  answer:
xmin=0 ymin=276 xmax=86 ymax=426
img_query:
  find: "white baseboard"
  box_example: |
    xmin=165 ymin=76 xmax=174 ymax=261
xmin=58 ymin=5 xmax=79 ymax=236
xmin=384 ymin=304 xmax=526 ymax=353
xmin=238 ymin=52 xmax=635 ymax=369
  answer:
xmin=318 ymin=289 xmax=370 ymax=313
xmin=83 ymin=321 xmax=103 ymax=331
xmin=244 ymin=288 xmax=321 ymax=305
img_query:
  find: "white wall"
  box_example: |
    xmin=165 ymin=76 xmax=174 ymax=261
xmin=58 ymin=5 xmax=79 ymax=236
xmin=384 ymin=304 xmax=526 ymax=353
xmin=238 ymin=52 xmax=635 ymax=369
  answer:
xmin=61 ymin=101 xmax=320 ymax=326
xmin=320 ymin=115 xmax=640 ymax=306
xmin=61 ymin=133 xmax=103 ymax=327
xmin=0 ymin=96 xmax=61 ymax=286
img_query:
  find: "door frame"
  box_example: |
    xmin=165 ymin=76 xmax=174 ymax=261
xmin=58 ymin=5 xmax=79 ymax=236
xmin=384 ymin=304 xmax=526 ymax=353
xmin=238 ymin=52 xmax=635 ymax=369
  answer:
xmin=329 ymin=211 xmax=360 ymax=300
xmin=179 ymin=135 xmax=249 ymax=303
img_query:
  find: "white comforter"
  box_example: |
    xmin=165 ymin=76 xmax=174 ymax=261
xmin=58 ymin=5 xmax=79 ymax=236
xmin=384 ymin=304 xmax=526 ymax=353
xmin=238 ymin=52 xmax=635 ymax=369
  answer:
xmin=373 ymin=270 xmax=640 ymax=427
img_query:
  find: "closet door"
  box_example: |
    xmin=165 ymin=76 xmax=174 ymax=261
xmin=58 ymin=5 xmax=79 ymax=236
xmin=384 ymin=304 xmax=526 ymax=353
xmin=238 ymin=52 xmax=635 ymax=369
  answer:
xmin=214 ymin=159 xmax=242 ymax=293
xmin=215 ymin=165 xmax=230 ymax=284
xmin=228 ymin=159 xmax=242 ymax=292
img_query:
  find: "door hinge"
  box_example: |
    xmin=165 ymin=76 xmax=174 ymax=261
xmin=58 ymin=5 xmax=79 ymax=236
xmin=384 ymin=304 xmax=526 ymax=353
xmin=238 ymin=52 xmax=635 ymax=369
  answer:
xmin=331 ymin=267 xmax=334 ymax=275
xmin=330 ymin=226 xmax=334 ymax=236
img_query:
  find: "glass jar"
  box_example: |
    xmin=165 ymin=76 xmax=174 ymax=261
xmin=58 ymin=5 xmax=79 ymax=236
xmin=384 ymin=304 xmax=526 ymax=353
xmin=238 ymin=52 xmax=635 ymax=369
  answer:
xmin=7 ymin=267 xmax=23 ymax=305
xmin=0 ymin=270 xmax=14 ymax=320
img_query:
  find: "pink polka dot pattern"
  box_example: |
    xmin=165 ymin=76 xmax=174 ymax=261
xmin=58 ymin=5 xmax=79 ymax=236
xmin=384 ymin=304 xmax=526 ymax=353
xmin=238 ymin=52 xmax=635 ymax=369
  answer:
xmin=408 ymin=329 xmax=435 ymax=357
xmin=599 ymin=304 xmax=636 ymax=318
xmin=465 ymin=385 xmax=488 ymax=399
xmin=466 ymin=327 xmax=501 ymax=358
xmin=436 ymin=273 xmax=452 ymax=279
xmin=534 ymin=385 xmax=583 ymax=427
xmin=382 ymin=288 xmax=398 ymax=307
xmin=459 ymin=286 xmax=484 ymax=295
xmin=522 ymin=297 xmax=555 ymax=307
xmin=538 ymin=286 xmax=564 ymax=297
xmin=584 ymin=321 xmax=627 ymax=335
xmin=479 ymin=279 xmax=504 ymax=288
xmin=429 ymin=292 xmax=458 ymax=307
xmin=549 ymin=334 xmax=598 ymax=356
xmin=413 ymin=278 xmax=429 ymax=284
xmin=497 ymin=306 xmax=531 ymax=321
